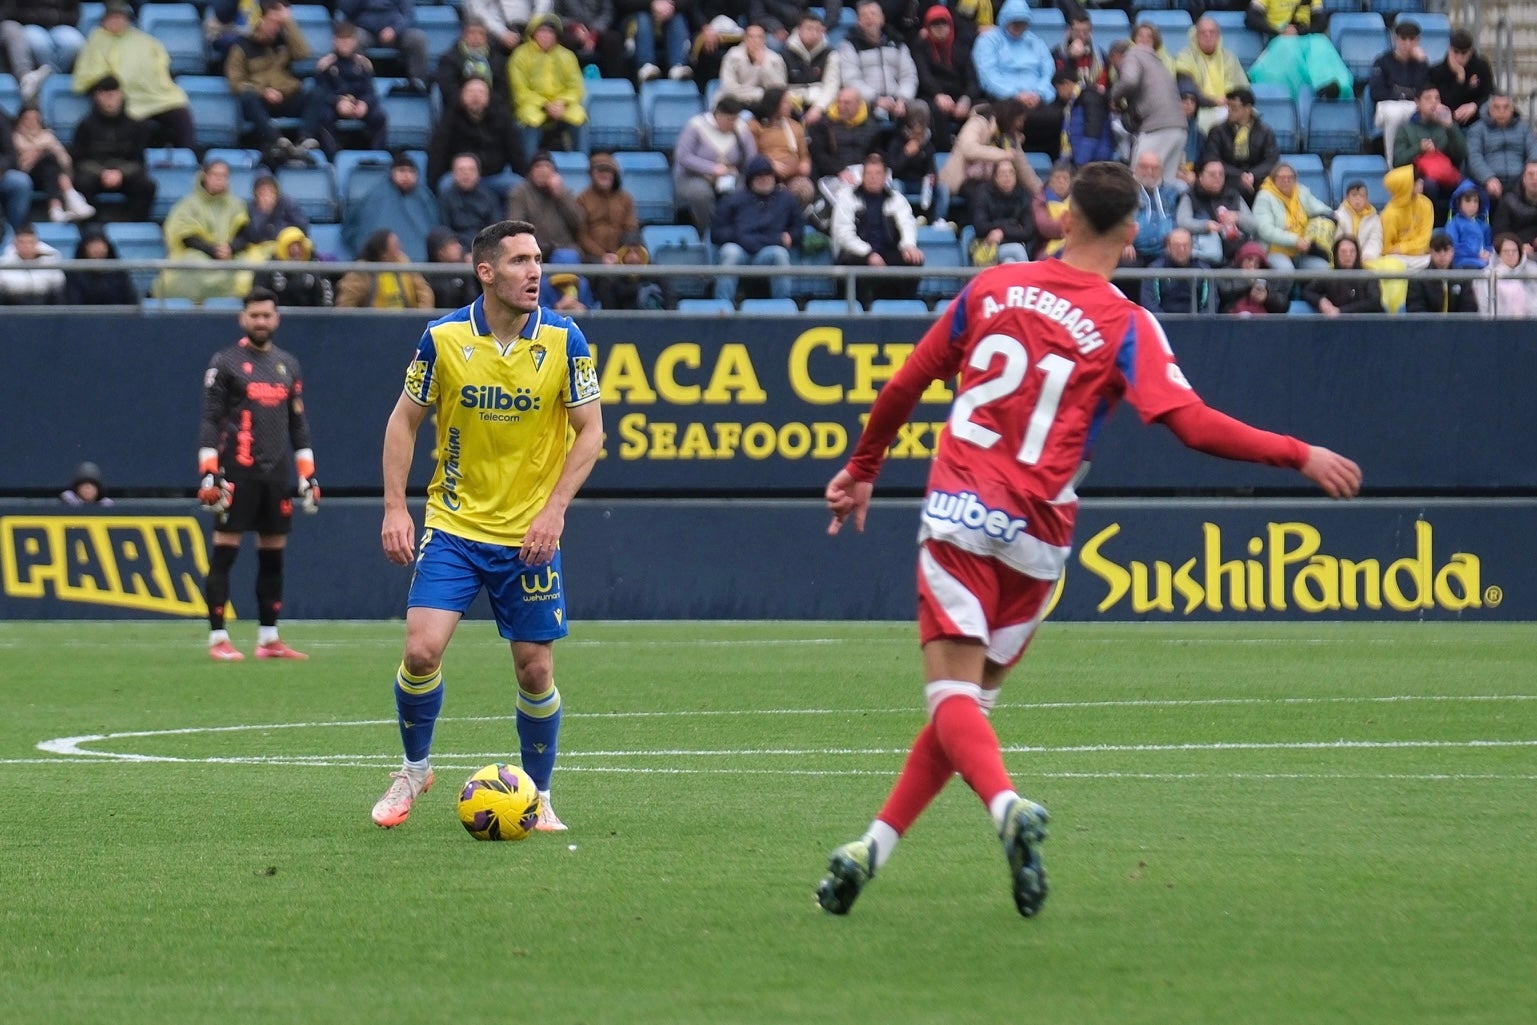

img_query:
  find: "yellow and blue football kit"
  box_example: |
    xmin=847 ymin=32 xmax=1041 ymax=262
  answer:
xmin=402 ymin=295 xmax=601 ymax=642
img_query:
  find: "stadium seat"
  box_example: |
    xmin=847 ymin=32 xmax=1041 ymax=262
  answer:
xmin=0 ymin=73 xmax=18 ymax=120
xmin=805 ymin=298 xmax=859 ymax=314
xmin=1254 ymin=95 xmax=1299 ymax=151
xmin=333 ymin=149 xmax=396 ymax=209
xmin=1026 ymin=150 xmax=1053 ymax=180
xmin=146 ymin=146 xmax=200 ymax=168
xmin=916 ymin=225 xmax=963 ymax=304
xmin=1026 ymin=6 xmax=1066 ymax=44
xmin=643 ymin=224 xmax=710 ymax=298
xmin=187 ymin=93 xmax=243 ymax=147
xmin=1396 ymin=13 xmax=1450 ymax=64
xmin=585 ymin=78 xmax=642 ymax=151
xmin=677 ymin=298 xmax=734 ymax=313
xmin=416 ymin=5 xmax=464 ymax=60
xmin=227 ymin=166 xmax=263 ymax=200
xmin=202 ymin=296 xmax=247 ymax=310
xmin=138 ymin=2 xmax=201 ymax=31
xmin=791 ymin=234 xmax=837 ymax=299
xmin=80 ymin=2 xmax=104 ymax=36
xmin=1282 ymin=153 xmax=1330 ymax=205
xmin=870 ymin=299 xmax=930 ymax=314
xmin=551 ymin=150 xmax=590 ymax=195
xmin=1329 ymin=154 xmax=1390 ymax=208
xmin=1307 ymin=100 xmax=1364 ymax=157
xmin=1135 ymin=10 xmax=1193 ymax=38
xmin=1328 ymin=13 xmax=1388 ymax=80
xmin=1373 ymin=0 xmax=1428 ymax=15
xmin=277 ymin=165 xmax=339 ymax=222
xmin=105 ymin=221 xmax=167 ymax=295
xmin=1220 ymin=26 xmax=1265 ymax=67
xmin=159 ymin=22 xmax=210 ymax=76
xmin=34 ymin=222 xmax=80 ymax=253
xmin=738 ymin=298 xmax=799 ymax=314
xmin=204 ymin=147 xmax=264 ymax=169
xmin=306 ymin=221 xmax=347 ymax=260
xmin=641 ymin=80 xmax=703 ymax=151
xmin=1087 ymin=10 xmax=1131 ymax=41
xmin=1287 ymin=300 xmax=1317 ymax=316
xmin=614 ymin=150 xmax=673 ymax=224
xmin=149 ymin=165 xmax=197 ymax=218
xmin=382 ymin=92 xmax=434 ymax=148
xmin=143 ymin=297 xmax=197 ymax=311
xmin=43 ymin=87 xmax=92 ymax=146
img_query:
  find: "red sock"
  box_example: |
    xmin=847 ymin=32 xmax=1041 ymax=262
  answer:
xmin=875 ymin=723 xmax=953 ymax=834
xmin=931 ymin=693 xmax=1014 ymax=808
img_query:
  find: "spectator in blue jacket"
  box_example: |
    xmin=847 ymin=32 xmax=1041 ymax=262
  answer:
xmin=710 ymin=154 xmax=802 ymax=304
xmin=342 ymin=150 xmax=440 ymax=261
xmin=1129 ymin=150 xmax=1182 ymax=265
xmin=1445 ymin=179 xmax=1492 ymax=269
xmin=306 ymin=21 xmax=388 ymax=157
xmin=335 ymin=0 xmax=430 ymax=89
xmin=1466 ymin=93 xmax=1537 ymax=203
xmin=438 ymin=152 xmax=505 ymax=250
xmin=971 ymin=0 xmax=1061 ymax=159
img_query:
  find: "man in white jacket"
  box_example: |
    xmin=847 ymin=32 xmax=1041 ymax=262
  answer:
xmin=0 ymin=224 xmax=64 ymax=305
xmin=832 ymin=152 xmax=925 ymax=308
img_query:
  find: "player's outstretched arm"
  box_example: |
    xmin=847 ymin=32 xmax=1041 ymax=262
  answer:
xmin=1300 ymin=445 xmax=1363 ymax=499
xmin=382 ymin=393 xmax=429 ymax=565
xmin=826 ymin=470 xmax=874 ymax=535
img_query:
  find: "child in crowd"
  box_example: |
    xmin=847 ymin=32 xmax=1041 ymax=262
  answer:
xmin=1445 ymin=180 xmax=1492 ymax=269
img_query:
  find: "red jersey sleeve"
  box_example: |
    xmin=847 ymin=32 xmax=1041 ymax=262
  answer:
xmin=1160 ymin=403 xmax=1310 ymax=469
xmin=844 ymin=300 xmax=967 ymax=482
xmin=1119 ymin=308 xmax=1203 ymax=424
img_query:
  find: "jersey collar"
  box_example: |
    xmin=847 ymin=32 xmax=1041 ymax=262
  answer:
xmin=468 ymin=295 xmax=543 ymax=341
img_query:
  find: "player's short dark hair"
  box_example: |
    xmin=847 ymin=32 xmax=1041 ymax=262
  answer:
xmin=1068 ymin=161 xmax=1139 ymax=235
xmin=471 ymin=220 xmax=538 ymax=269
xmin=243 ymin=286 xmax=279 ymax=307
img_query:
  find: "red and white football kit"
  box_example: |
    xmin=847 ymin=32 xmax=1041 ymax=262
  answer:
xmin=845 ymin=259 xmax=1309 ymax=664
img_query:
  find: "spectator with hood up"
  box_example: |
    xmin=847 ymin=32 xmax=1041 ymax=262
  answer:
xmin=64 ymin=224 xmax=137 ymax=305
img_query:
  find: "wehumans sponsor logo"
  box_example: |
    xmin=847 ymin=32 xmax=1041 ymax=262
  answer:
xmin=1079 ymin=520 xmax=1492 ymax=615
xmin=924 ymin=490 xmax=1028 ymax=542
xmin=520 ymin=566 xmax=560 ymax=602
xmin=441 ymin=427 xmax=465 ymax=511
xmin=2 ymin=516 xmax=219 ymax=616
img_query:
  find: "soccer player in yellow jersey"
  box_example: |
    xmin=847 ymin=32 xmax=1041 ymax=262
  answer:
xmin=371 ymin=220 xmax=604 ymax=831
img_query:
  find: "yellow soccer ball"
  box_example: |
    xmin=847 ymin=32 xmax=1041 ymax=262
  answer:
xmin=456 ymin=763 xmax=541 ymax=841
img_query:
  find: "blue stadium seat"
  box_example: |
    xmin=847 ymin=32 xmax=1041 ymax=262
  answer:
xmin=1254 ymin=95 xmax=1299 ymax=151
xmin=1136 ymin=10 xmax=1193 ymax=39
xmin=1026 ymin=6 xmax=1066 ymax=44
xmin=0 ymin=73 xmax=18 ymax=119
xmin=1287 ymin=300 xmax=1317 ymax=316
xmin=146 ymin=146 xmax=200 ymax=168
xmin=614 ymin=151 xmax=673 ymax=224
xmin=641 ymin=80 xmax=702 ymax=151
xmin=43 ymin=88 xmax=92 ymax=146
xmin=382 ymin=92 xmax=434 ymax=148
xmin=870 ymin=299 xmax=930 ymax=314
xmin=416 ymin=5 xmax=464 ymax=60
xmin=333 ymin=149 xmax=396 ymax=208
xmin=277 ymin=165 xmax=339 ymax=221
xmin=80 ymin=2 xmax=104 ymax=35
xmin=791 ymin=232 xmax=837 ymax=299
xmin=551 ymin=150 xmax=590 ymax=195
xmin=203 ymin=147 xmax=264 ymax=169
xmin=202 ymin=296 xmax=247 ymax=310
xmin=35 ymin=222 xmax=80 ymax=253
xmin=1396 ymin=13 xmax=1450 ymax=64
xmin=677 ymin=298 xmax=734 ymax=313
xmin=105 ymin=221 xmax=167 ymax=268
xmin=1328 ymin=13 xmax=1388 ymax=79
xmin=1373 ymin=0 xmax=1427 ymax=15
xmin=1026 ymin=150 xmax=1053 ymax=180
xmin=159 ymin=22 xmax=210 ymax=76
xmin=187 ymin=93 xmax=243 ymax=147
xmin=1220 ymin=26 xmax=1265 ymax=67
xmin=915 ymin=225 xmax=963 ymax=304
xmin=805 ymin=298 xmax=859 ymax=315
xmin=306 ymin=221 xmax=347 ymax=260
xmin=143 ymin=297 xmax=197 ymax=311
xmin=1087 ymin=10 xmax=1131 ymax=41
xmin=643 ymin=224 xmax=710 ymax=298
xmin=1329 ymin=153 xmax=1390 ymax=208
xmin=149 ymin=165 xmax=197 ymax=218
xmin=1307 ymin=100 xmax=1364 ymax=157
xmin=738 ymin=298 xmax=799 ymax=314
xmin=585 ymin=78 xmax=642 ymax=152
xmin=176 ymin=75 xmax=228 ymax=95
xmin=1282 ymin=153 xmax=1330 ymax=205
xmin=227 ymin=166 xmax=262 ymax=201
xmin=139 ymin=2 xmax=200 ymax=30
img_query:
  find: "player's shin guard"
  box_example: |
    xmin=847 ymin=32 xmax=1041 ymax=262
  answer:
xmin=929 ymin=683 xmax=1015 ymax=810
xmin=516 ymin=683 xmax=562 ymax=791
xmin=394 ymin=664 xmax=443 ymax=763
xmin=204 ymin=544 xmax=239 ymax=630
xmin=875 ymin=722 xmax=955 ymax=835
xmin=256 ymin=548 xmax=283 ymax=627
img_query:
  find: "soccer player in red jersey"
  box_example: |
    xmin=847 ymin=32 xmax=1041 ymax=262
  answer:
xmin=816 ymin=161 xmax=1362 ymax=918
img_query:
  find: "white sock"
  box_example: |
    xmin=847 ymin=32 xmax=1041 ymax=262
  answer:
xmin=209 ymin=629 xmax=229 ymax=645
xmin=258 ymin=625 xmax=280 ymax=645
xmin=978 ymin=689 xmax=998 ymax=716
xmin=863 ymin=820 xmax=900 ymax=870
xmin=989 ymin=791 xmax=1020 ymax=834
xmin=538 ymin=789 xmax=553 ymax=805
xmin=404 ymin=756 xmax=431 ymax=778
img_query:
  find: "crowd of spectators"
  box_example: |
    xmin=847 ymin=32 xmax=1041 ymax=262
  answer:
xmin=1 ymin=0 xmax=1535 ymax=315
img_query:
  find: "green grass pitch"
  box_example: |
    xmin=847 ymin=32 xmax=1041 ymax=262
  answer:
xmin=2 ymin=620 xmax=1534 ymax=1025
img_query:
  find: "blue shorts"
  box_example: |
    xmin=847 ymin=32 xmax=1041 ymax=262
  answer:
xmin=408 ymin=529 xmax=569 ymax=642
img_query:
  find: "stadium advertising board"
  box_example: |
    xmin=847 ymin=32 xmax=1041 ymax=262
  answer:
xmin=1 ymin=500 xmax=1528 ymax=621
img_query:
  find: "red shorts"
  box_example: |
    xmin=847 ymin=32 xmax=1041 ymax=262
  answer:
xmin=916 ymin=539 xmax=1056 ymax=668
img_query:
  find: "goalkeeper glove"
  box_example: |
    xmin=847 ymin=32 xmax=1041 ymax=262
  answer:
xmin=198 ymin=472 xmax=233 ymax=514
xmin=298 ymin=475 xmax=321 ymax=513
